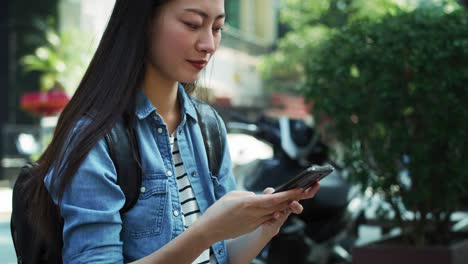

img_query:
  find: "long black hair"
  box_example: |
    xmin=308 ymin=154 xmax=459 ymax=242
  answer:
xmin=29 ymin=0 xmax=175 ymax=252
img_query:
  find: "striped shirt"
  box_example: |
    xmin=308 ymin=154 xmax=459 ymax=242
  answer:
xmin=170 ymin=135 xmax=217 ymax=264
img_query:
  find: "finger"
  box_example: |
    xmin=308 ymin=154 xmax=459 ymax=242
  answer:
xmin=263 ymin=187 xmax=275 ymax=194
xmin=281 ymin=212 xmax=292 ymax=224
xmin=299 ymin=182 xmax=320 ymax=200
xmin=230 ymin=190 xmax=256 ymax=197
xmin=274 ymin=209 xmax=292 ymax=224
xmin=258 ymin=213 xmax=277 ymax=226
xmin=261 ymin=211 xmax=286 ymax=225
xmin=288 ymin=201 xmax=303 ymax=214
xmin=252 ymin=189 xmax=303 ymax=208
xmin=266 ymin=198 xmax=299 ymax=213
xmin=261 ymin=217 xmax=277 ymax=226
xmin=263 ymin=207 xmax=293 ymax=226
xmin=247 ymin=198 xmax=294 ymax=217
xmin=273 ymin=211 xmax=282 ymax=219
xmin=281 ymin=209 xmax=292 ymax=220
xmin=258 ymin=201 xmax=294 ymax=216
xmin=252 ymin=206 xmax=288 ymax=217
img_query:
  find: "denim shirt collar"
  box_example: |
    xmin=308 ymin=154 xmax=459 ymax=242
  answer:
xmin=135 ymin=83 xmax=198 ymax=122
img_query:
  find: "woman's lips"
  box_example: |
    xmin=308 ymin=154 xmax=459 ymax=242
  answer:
xmin=187 ymin=60 xmax=207 ymax=70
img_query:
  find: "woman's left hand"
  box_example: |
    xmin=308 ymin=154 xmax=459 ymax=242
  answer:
xmin=257 ymin=183 xmax=320 ymax=238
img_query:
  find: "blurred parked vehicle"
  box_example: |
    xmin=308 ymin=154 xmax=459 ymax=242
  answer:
xmin=1 ymin=124 xmax=41 ymax=184
xmin=227 ymin=113 xmax=366 ymax=264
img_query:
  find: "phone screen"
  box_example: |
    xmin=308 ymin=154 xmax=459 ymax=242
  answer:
xmin=273 ymin=164 xmax=334 ymax=193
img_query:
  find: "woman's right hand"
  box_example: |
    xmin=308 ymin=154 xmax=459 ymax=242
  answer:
xmin=192 ymin=189 xmax=303 ymax=244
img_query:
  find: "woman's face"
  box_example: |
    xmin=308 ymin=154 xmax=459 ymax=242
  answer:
xmin=148 ymin=0 xmax=225 ymax=83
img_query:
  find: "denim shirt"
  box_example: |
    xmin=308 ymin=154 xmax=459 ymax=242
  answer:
xmin=44 ymin=85 xmax=237 ymax=263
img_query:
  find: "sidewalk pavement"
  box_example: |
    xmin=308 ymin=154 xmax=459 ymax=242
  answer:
xmin=0 ymin=187 xmax=16 ymax=264
xmin=0 ymin=187 xmax=12 ymax=222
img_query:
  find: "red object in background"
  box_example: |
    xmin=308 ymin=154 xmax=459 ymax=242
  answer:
xmin=267 ymin=92 xmax=314 ymax=119
xmin=20 ymin=89 xmax=70 ymax=116
xmin=214 ymin=96 xmax=232 ymax=107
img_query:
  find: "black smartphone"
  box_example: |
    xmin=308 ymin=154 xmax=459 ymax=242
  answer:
xmin=273 ymin=164 xmax=334 ymax=193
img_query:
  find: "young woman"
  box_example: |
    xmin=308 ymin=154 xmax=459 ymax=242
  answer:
xmin=36 ymin=0 xmax=320 ymax=263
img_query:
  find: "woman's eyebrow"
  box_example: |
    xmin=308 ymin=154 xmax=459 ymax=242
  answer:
xmin=183 ymin=8 xmax=225 ymax=20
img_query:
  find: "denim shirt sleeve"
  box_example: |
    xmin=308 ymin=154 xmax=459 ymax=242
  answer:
xmin=44 ymin=136 xmax=126 ymax=263
xmin=212 ymin=111 xmax=237 ymax=200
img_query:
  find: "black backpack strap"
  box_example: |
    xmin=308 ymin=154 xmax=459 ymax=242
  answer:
xmin=104 ymin=119 xmax=142 ymax=214
xmin=190 ymin=97 xmax=225 ymax=177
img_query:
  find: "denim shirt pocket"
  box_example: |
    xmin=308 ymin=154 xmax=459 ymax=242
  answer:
xmin=124 ymin=177 xmax=168 ymax=239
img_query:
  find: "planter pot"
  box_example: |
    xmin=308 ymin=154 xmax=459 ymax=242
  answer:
xmin=352 ymin=233 xmax=468 ymax=264
xmin=20 ymin=89 xmax=70 ymax=116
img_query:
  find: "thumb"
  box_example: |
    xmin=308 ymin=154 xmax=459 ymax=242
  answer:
xmin=263 ymin=187 xmax=275 ymax=194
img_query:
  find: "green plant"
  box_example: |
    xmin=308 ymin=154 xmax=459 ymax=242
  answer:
xmin=20 ymin=19 xmax=93 ymax=94
xmin=259 ymin=0 xmax=463 ymax=94
xmin=303 ymin=8 xmax=468 ymax=246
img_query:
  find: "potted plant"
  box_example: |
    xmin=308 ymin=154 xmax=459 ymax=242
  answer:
xmin=19 ymin=19 xmax=92 ymax=116
xmin=303 ymin=7 xmax=468 ymax=264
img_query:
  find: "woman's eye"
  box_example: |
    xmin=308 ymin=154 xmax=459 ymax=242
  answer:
xmin=213 ymin=27 xmax=224 ymax=33
xmin=184 ymin=22 xmax=200 ymax=30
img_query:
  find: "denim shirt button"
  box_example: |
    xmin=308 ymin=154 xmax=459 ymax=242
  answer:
xmin=166 ymin=170 xmax=173 ymax=177
xmin=191 ymin=171 xmax=197 ymax=177
xmin=178 ymin=129 xmax=182 ymax=135
xmin=140 ymin=186 xmax=146 ymax=193
xmin=157 ymin=128 xmax=163 ymax=134
xmin=173 ymin=210 xmax=179 ymax=217
xmin=217 ymin=248 xmax=224 ymax=255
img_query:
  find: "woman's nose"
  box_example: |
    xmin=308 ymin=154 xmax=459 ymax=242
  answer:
xmin=196 ymin=30 xmax=216 ymax=54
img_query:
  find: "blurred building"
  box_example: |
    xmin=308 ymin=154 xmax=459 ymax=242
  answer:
xmin=205 ymin=0 xmax=279 ymax=107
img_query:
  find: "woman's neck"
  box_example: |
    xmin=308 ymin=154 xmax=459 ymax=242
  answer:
xmin=142 ymin=65 xmax=181 ymax=134
xmin=143 ymin=70 xmax=178 ymax=114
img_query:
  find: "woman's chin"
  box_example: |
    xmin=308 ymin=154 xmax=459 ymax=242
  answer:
xmin=179 ymin=74 xmax=201 ymax=84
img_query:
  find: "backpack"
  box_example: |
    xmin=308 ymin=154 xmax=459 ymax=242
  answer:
xmin=10 ymin=98 xmax=225 ymax=264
